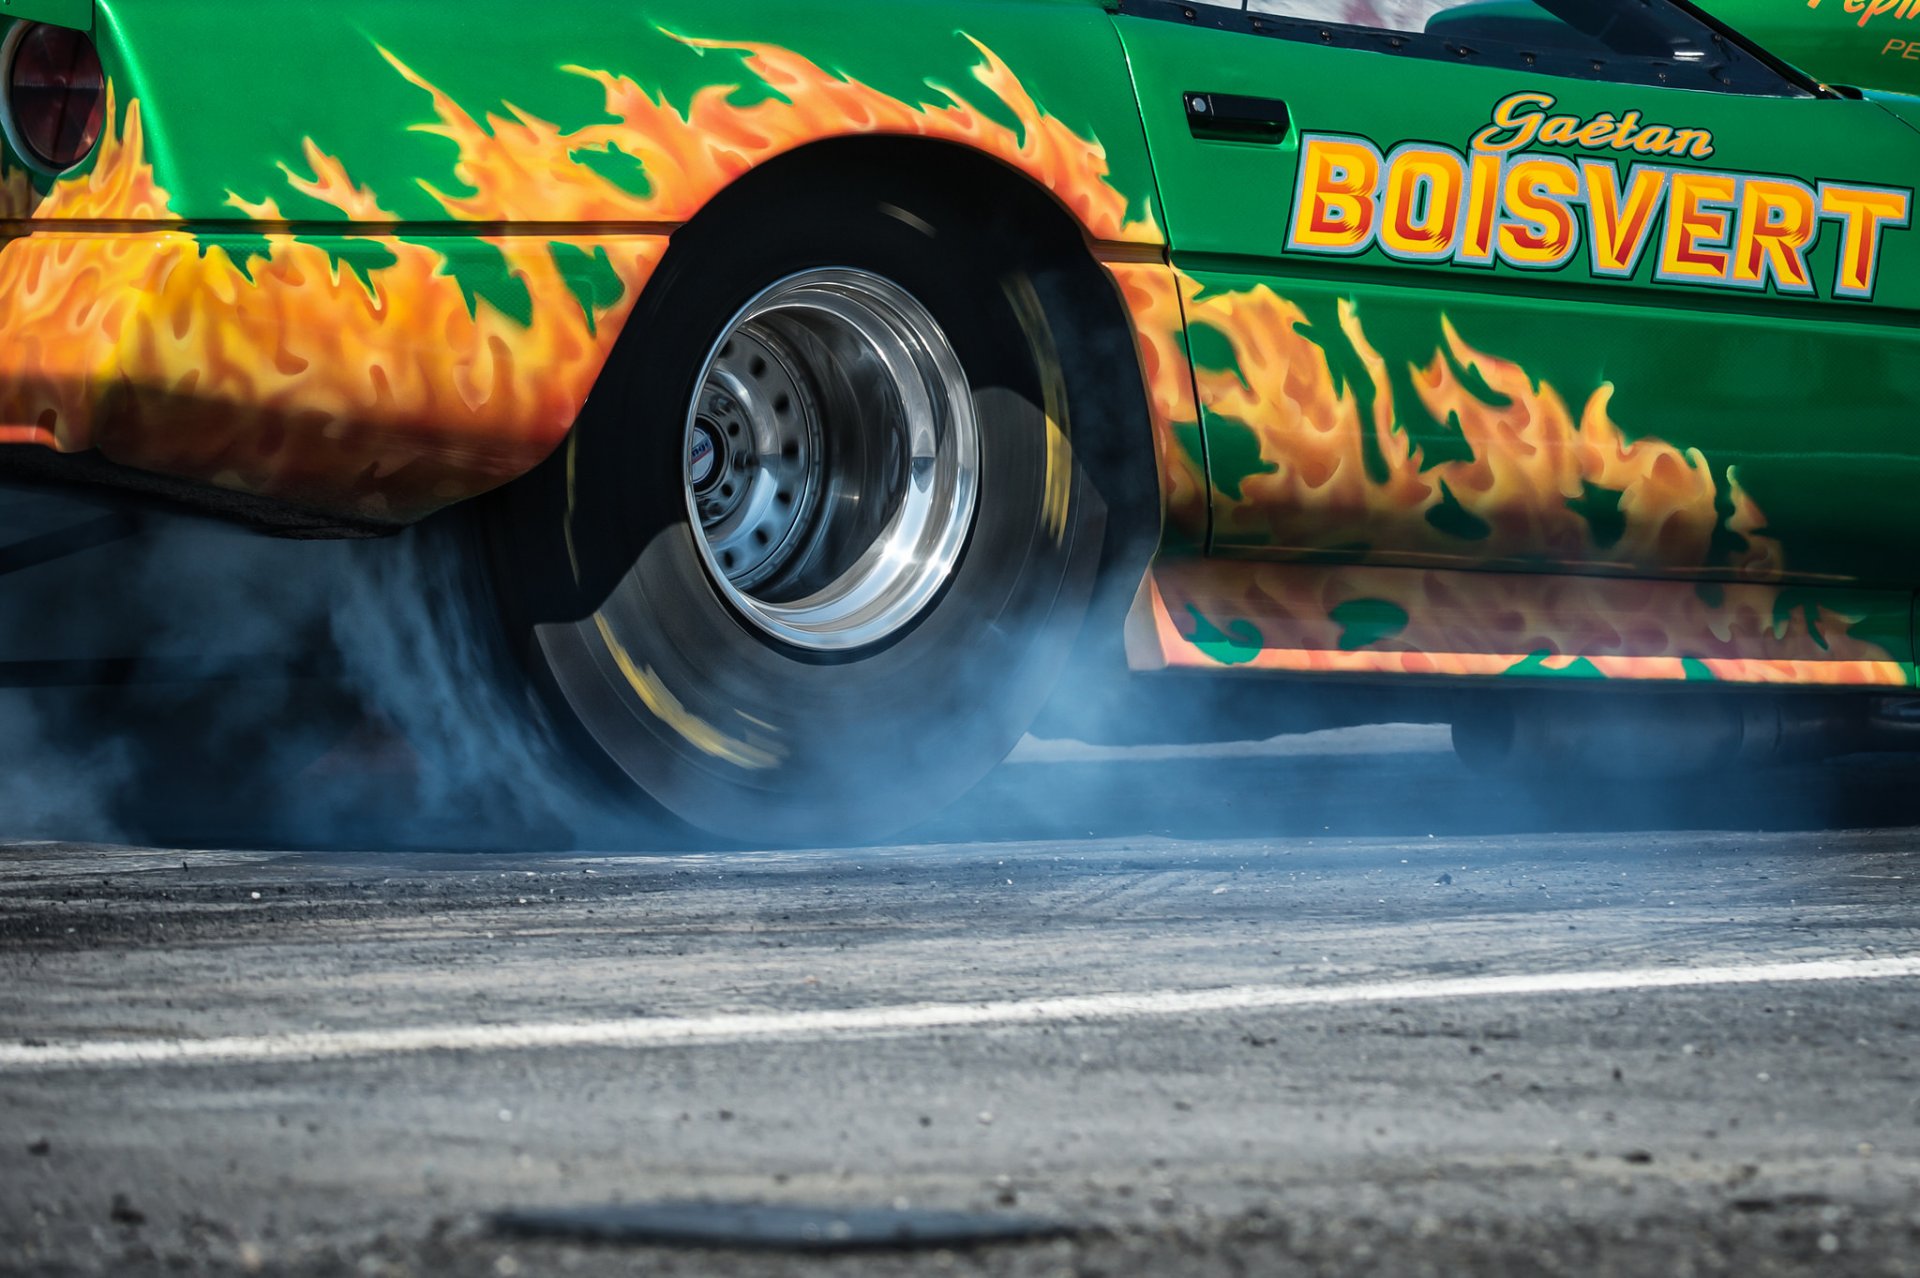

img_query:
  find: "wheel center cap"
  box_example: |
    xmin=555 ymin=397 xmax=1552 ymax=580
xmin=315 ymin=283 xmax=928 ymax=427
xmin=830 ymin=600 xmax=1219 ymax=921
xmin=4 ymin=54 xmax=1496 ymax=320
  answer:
xmin=687 ymin=423 xmax=721 ymax=491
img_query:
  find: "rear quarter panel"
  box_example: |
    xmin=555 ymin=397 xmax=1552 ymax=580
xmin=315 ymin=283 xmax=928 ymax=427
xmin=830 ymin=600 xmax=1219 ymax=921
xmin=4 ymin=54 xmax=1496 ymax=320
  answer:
xmin=0 ymin=0 xmax=1163 ymax=520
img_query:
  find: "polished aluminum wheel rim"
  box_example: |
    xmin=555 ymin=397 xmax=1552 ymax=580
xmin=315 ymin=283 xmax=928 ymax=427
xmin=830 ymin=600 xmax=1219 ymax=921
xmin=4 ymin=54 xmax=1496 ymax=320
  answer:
xmin=682 ymin=268 xmax=979 ymax=652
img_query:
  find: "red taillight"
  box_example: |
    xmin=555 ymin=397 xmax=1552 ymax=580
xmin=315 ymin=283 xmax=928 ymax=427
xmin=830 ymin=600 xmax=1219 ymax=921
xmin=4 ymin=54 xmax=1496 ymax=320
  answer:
xmin=5 ymin=23 xmax=104 ymax=174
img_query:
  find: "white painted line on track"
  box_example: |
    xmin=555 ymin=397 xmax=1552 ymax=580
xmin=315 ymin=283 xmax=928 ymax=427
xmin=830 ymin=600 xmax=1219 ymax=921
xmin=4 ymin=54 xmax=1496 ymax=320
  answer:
xmin=6 ymin=956 xmax=1917 ymax=1072
xmin=1006 ymin=723 xmax=1451 ymax=764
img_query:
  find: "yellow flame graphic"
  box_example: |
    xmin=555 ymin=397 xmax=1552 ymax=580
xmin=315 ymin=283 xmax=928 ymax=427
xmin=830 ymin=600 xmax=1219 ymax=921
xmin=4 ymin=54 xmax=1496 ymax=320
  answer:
xmin=0 ymin=39 xmax=1157 ymax=517
xmin=1146 ymin=560 xmax=1906 ymax=685
xmin=1191 ymin=279 xmax=1779 ymax=577
xmin=1135 ymin=273 xmax=1902 ymax=683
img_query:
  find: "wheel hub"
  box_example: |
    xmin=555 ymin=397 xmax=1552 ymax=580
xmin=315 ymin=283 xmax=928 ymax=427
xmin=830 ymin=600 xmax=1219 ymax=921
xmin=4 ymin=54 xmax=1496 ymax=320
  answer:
xmin=686 ymin=420 xmax=721 ymax=493
xmin=684 ymin=329 xmax=825 ymax=592
xmin=680 ymin=268 xmax=979 ymax=652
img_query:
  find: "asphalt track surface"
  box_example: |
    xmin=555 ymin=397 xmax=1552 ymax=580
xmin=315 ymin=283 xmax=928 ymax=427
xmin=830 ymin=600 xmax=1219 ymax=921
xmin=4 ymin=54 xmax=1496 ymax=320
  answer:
xmin=3 ymin=726 xmax=1920 ymax=1277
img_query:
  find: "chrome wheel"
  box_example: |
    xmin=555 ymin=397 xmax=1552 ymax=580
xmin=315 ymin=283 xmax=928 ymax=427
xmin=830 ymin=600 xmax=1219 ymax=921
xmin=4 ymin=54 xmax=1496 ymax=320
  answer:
xmin=682 ymin=268 xmax=980 ymax=653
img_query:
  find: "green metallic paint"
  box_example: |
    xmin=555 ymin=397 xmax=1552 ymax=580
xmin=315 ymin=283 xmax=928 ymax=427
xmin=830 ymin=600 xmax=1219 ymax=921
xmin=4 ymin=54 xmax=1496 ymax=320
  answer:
xmin=0 ymin=0 xmax=88 ymax=33
xmin=1145 ymin=556 xmax=1915 ymax=682
xmin=1865 ymin=87 xmax=1920 ymax=129
xmin=0 ymin=0 xmax=1913 ymax=691
xmin=1695 ymin=0 xmax=1920 ymax=94
xmin=1116 ymin=15 xmax=1920 ymax=593
xmin=0 ymin=1 xmax=1168 ymax=522
xmin=1118 ymin=19 xmax=1919 ymax=306
xmin=1182 ymin=605 xmax=1264 ymax=664
xmin=1329 ymin=597 xmax=1411 ymax=649
xmin=1188 ymin=268 xmax=1920 ymax=586
xmin=1504 ymin=652 xmax=1609 ymax=678
xmin=82 ymin=0 xmax=1160 ymax=230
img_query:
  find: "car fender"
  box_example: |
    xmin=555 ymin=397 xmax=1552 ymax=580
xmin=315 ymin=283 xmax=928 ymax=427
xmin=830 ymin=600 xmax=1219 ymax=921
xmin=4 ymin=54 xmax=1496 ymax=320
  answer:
xmin=0 ymin=0 xmax=1173 ymax=525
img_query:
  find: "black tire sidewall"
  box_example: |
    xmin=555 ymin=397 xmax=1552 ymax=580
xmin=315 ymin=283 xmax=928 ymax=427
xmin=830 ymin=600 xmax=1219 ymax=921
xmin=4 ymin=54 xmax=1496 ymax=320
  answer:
xmin=492 ymin=179 xmax=1103 ymax=839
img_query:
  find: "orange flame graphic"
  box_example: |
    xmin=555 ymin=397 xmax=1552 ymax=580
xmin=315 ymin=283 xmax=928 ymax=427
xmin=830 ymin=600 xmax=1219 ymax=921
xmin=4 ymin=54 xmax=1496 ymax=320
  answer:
xmin=1132 ymin=272 xmax=1904 ymax=683
xmin=1104 ymin=262 xmax=1207 ymax=550
xmin=1191 ymin=279 xmax=1778 ymax=577
xmin=0 ymin=38 xmax=1157 ymax=517
xmin=1144 ymin=559 xmax=1907 ymax=685
xmin=1 ymin=45 xmax=1894 ymax=685
xmin=0 ymin=162 xmax=35 ymax=221
xmin=386 ymin=37 xmax=1158 ymax=244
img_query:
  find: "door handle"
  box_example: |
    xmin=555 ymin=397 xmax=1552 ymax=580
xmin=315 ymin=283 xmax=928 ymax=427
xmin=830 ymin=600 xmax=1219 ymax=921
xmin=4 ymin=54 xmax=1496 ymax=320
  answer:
xmin=1184 ymin=92 xmax=1292 ymax=142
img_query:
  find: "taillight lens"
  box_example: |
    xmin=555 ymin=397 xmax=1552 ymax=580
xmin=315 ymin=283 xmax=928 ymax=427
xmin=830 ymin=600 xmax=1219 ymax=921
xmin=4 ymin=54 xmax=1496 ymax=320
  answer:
xmin=6 ymin=23 xmax=104 ymax=173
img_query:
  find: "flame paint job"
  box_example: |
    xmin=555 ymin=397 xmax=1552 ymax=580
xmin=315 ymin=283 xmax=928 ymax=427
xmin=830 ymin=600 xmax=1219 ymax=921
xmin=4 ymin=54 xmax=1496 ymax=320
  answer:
xmin=1136 ymin=558 xmax=1911 ymax=684
xmin=1188 ymin=275 xmax=1784 ymax=579
xmin=1 ymin=0 xmax=1916 ymax=689
xmin=1111 ymin=8 xmax=1920 ymax=681
xmin=0 ymin=12 xmax=1159 ymax=517
xmin=0 ymin=89 xmax=668 ymax=515
xmin=1121 ymin=265 xmax=1914 ymax=682
xmin=1105 ymin=261 xmax=1210 ymax=552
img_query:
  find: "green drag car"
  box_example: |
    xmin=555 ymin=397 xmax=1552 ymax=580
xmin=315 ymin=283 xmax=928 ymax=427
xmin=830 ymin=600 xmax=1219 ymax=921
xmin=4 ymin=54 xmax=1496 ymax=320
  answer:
xmin=0 ymin=0 xmax=1917 ymax=839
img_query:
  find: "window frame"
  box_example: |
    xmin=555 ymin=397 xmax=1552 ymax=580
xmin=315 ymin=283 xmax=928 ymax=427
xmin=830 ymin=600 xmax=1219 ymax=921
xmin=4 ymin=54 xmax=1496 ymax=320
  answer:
xmin=1110 ymin=0 xmax=1825 ymax=98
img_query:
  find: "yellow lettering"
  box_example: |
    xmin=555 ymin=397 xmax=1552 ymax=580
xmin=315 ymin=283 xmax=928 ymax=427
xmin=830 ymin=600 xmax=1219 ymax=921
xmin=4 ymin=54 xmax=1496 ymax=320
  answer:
xmin=1630 ymin=125 xmax=1675 ymax=154
xmin=1582 ymin=160 xmax=1667 ymax=276
xmin=1732 ymin=179 xmax=1819 ymax=292
xmin=1472 ymin=91 xmax=1553 ymax=153
xmin=1820 ymin=182 xmax=1911 ymax=298
xmin=1474 ymin=98 xmax=1713 ymax=162
xmin=1457 ymin=150 xmax=1503 ymax=265
xmin=1539 ymin=116 xmax=1580 ymax=146
xmin=1289 ymin=119 xmax=1904 ymax=303
xmin=1658 ymin=171 xmax=1739 ymax=283
xmin=1380 ymin=145 xmax=1468 ymax=260
xmin=1670 ymin=128 xmax=1714 ymax=159
xmin=1288 ymin=136 xmax=1383 ymax=255
xmin=1498 ymin=157 xmax=1581 ymax=266
xmin=1575 ymin=115 xmax=1618 ymax=147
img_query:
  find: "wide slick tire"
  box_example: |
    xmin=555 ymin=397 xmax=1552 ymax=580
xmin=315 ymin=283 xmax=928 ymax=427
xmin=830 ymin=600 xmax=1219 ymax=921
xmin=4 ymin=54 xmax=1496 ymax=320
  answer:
xmin=487 ymin=162 xmax=1125 ymax=843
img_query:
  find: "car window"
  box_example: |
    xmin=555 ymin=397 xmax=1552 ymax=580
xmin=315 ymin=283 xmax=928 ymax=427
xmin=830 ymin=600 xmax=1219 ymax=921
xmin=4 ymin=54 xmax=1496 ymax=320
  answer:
xmin=1142 ymin=0 xmax=1813 ymax=95
xmin=1252 ymin=0 xmax=1700 ymax=59
xmin=1260 ymin=0 xmax=1600 ymax=50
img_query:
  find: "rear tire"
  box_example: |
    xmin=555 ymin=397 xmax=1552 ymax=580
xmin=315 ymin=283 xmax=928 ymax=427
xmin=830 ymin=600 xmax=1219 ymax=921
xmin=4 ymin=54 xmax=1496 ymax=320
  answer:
xmin=486 ymin=168 xmax=1123 ymax=843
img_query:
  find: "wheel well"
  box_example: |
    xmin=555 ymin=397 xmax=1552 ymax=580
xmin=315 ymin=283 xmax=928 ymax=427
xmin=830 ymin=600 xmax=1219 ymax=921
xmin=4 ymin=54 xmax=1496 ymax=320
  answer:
xmin=673 ymin=135 xmax=1164 ymax=668
xmin=679 ymin=135 xmax=1115 ymax=267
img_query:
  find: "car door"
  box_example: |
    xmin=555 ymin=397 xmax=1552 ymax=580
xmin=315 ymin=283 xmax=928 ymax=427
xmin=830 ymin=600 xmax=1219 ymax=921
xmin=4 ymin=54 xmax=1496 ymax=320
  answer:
xmin=1112 ymin=0 xmax=1920 ymax=597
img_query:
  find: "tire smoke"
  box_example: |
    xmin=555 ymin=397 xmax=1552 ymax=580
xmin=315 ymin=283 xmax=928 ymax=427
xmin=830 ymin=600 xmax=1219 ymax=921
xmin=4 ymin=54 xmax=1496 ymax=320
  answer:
xmin=4 ymin=478 xmax=1919 ymax=853
xmin=0 ymin=483 xmax=642 ymax=850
